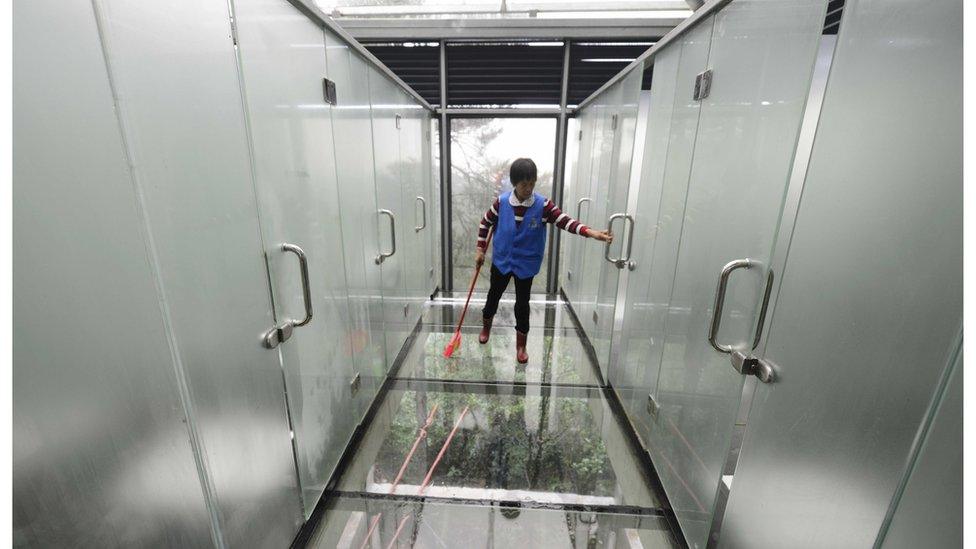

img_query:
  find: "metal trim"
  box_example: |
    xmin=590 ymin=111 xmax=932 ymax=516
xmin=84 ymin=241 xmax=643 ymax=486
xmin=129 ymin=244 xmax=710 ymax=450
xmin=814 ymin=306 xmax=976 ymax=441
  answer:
xmin=439 ymin=41 xmax=453 ymax=291
xmin=282 ymin=243 xmax=313 ymax=327
xmin=375 ymin=209 xmax=397 ymax=264
xmin=708 ymin=258 xmax=754 ymax=353
xmin=337 ymin=18 xmax=680 ymax=41
xmin=284 ymin=0 xmax=435 ymax=111
xmin=414 ymin=196 xmax=427 ymax=232
xmin=576 ymin=197 xmax=592 ymax=219
xmin=603 ymin=213 xmax=634 ymax=267
xmin=575 ymin=0 xmax=731 ymax=111
xmin=546 ymin=40 xmax=573 ymax=295
xmin=751 ymin=268 xmax=774 ymax=350
xmin=436 ymin=107 xmax=565 ymax=116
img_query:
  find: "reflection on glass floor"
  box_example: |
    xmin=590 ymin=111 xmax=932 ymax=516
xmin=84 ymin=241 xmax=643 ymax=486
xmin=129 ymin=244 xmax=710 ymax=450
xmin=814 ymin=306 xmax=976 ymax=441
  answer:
xmin=337 ymin=383 xmax=659 ymax=508
xmin=421 ymin=293 xmax=575 ymax=331
xmin=397 ymin=325 xmax=599 ymax=386
xmin=310 ymin=495 xmax=679 ymax=549
xmin=311 ymin=298 xmax=680 ymax=548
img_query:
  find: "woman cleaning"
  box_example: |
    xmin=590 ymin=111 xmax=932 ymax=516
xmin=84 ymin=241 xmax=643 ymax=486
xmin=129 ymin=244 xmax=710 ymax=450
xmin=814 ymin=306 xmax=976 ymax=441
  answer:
xmin=474 ymin=157 xmax=613 ymax=363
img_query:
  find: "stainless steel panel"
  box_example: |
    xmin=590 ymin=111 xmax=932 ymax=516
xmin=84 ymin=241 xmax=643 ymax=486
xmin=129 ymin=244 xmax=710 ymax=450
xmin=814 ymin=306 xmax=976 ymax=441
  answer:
xmin=721 ymin=0 xmax=963 ymax=545
xmin=324 ymin=29 xmax=388 ymax=417
xmin=231 ymin=0 xmax=360 ymax=514
xmin=93 ymin=0 xmax=304 ymax=545
xmin=13 ymin=1 xmax=213 ymax=545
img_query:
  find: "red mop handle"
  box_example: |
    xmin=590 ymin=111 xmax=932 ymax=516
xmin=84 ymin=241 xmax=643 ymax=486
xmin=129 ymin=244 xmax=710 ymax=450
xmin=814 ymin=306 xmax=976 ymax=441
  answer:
xmin=456 ymin=230 xmax=492 ymax=330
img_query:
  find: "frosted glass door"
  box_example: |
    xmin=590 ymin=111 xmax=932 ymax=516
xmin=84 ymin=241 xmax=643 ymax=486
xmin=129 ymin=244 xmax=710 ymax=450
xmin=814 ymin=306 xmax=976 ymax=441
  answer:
xmin=613 ymin=46 xmax=683 ymax=443
xmin=326 ymin=32 xmax=388 ymax=409
xmin=397 ymin=94 xmax=428 ymax=319
xmin=591 ymin=71 xmax=642 ymax=379
xmin=562 ymin=111 xmax=594 ymax=307
xmin=14 ymin=2 xmax=212 ymax=544
xmin=575 ymin=104 xmax=611 ymax=334
xmin=369 ymin=69 xmax=411 ymax=365
xmin=559 ymin=116 xmax=581 ymax=297
xmin=647 ymin=3 xmax=826 ymax=546
xmin=721 ymin=0 xmax=962 ymax=545
xmin=232 ymin=0 xmax=359 ymax=514
xmin=92 ymin=0 xmax=306 ymax=545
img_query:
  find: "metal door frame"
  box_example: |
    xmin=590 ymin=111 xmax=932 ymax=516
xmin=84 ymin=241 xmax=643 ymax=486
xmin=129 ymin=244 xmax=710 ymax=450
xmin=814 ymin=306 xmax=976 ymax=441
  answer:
xmin=443 ymin=111 xmax=562 ymax=294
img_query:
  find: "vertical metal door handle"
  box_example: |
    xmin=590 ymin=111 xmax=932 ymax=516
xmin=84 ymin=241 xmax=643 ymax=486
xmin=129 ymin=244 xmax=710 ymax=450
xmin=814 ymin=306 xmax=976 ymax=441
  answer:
xmin=620 ymin=214 xmax=636 ymax=265
xmin=415 ymin=196 xmax=427 ymax=232
xmin=576 ymin=197 xmax=591 ymax=220
xmin=376 ymin=209 xmax=396 ymax=264
xmin=604 ymin=213 xmax=633 ymax=268
xmin=708 ymin=258 xmax=755 ymax=353
xmin=752 ymin=268 xmax=775 ymax=350
xmin=282 ymin=243 xmax=313 ymax=327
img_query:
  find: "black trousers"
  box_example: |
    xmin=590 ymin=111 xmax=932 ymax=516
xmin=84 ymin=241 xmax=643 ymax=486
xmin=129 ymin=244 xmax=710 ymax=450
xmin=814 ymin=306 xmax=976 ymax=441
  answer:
xmin=482 ymin=263 xmax=533 ymax=333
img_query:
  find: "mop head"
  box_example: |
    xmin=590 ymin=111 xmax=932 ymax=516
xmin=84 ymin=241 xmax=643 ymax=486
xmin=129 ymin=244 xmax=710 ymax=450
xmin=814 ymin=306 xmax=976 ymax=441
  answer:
xmin=442 ymin=330 xmax=462 ymax=358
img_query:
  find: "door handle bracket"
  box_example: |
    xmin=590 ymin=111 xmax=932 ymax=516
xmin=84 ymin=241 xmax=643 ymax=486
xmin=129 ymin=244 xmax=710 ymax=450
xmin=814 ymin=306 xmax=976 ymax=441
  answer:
xmin=730 ymin=351 xmax=775 ymax=383
xmin=263 ymin=321 xmax=294 ymax=349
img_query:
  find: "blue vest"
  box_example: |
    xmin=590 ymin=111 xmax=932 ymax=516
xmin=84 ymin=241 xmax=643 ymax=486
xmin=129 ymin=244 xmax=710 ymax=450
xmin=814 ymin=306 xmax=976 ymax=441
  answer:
xmin=492 ymin=191 xmax=547 ymax=279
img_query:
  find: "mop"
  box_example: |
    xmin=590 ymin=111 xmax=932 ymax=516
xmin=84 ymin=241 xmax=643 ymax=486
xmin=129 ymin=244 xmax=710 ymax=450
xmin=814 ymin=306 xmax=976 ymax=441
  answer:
xmin=442 ymin=230 xmax=493 ymax=358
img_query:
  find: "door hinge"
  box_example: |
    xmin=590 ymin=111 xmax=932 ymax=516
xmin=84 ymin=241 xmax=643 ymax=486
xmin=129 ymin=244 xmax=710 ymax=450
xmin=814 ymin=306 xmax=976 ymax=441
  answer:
xmin=730 ymin=350 xmax=775 ymax=383
xmin=395 ymin=114 xmax=402 ymax=129
xmin=646 ymin=394 xmax=660 ymax=418
xmin=230 ymin=19 xmax=239 ymax=46
xmin=323 ymin=78 xmax=337 ymax=105
xmin=693 ymin=69 xmax=713 ymax=101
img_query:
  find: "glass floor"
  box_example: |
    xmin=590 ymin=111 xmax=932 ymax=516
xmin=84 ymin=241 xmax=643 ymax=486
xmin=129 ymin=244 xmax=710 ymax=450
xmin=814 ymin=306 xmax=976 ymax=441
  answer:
xmin=308 ymin=297 xmax=682 ymax=548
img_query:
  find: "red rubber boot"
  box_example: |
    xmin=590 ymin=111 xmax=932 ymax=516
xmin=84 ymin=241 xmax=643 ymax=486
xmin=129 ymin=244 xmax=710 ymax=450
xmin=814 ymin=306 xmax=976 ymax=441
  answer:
xmin=479 ymin=316 xmax=493 ymax=344
xmin=516 ymin=331 xmax=529 ymax=364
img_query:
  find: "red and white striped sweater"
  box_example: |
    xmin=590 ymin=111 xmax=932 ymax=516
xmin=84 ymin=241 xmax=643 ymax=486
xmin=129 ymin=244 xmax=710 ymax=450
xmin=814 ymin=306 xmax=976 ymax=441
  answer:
xmin=477 ymin=194 xmax=590 ymax=250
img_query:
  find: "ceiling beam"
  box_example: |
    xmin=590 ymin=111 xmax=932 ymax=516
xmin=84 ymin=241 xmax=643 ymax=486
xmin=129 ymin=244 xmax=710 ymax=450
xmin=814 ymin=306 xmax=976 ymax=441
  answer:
xmin=335 ymin=17 xmax=682 ymax=40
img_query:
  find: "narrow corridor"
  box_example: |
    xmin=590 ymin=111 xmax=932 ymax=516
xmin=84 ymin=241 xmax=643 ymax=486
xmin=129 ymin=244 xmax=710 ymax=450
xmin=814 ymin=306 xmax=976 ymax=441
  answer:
xmin=307 ymin=295 xmax=682 ymax=548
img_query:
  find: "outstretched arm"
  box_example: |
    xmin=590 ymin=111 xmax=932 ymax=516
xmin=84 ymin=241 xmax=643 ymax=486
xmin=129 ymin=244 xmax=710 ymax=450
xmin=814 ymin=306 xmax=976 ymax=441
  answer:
xmin=543 ymin=199 xmax=613 ymax=243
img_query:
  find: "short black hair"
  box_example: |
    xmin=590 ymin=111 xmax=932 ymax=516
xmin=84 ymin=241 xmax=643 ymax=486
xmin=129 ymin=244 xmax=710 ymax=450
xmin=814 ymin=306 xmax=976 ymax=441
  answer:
xmin=510 ymin=158 xmax=537 ymax=184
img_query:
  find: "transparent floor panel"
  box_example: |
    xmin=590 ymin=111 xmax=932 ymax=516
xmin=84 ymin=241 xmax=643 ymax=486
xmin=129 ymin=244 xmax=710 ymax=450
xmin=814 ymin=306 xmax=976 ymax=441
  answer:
xmin=422 ymin=296 xmax=578 ymax=332
xmin=335 ymin=381 xmax=661 ymax=510
xmin=309 ymin=495 xmax=680 ymax=549
xmin=396 ymin=325 xmax=600 ymax=386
